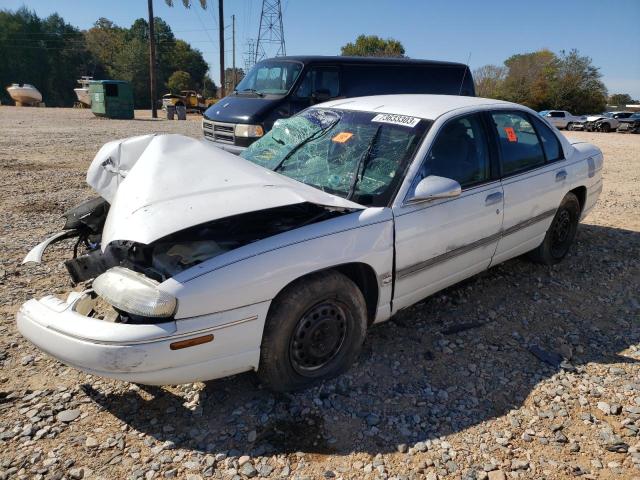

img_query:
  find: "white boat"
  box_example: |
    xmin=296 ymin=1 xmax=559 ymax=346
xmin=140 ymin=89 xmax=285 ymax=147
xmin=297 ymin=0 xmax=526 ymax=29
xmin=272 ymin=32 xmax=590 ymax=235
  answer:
xmin=6 ymin=83 xmax=42 ymax=106
xmin=74 ymin=76 xmax=93 ymax=106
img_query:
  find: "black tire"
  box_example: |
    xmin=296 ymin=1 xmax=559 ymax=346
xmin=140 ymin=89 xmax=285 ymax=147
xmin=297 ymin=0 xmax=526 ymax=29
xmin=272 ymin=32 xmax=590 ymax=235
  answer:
xmin=566 ymin=122 xmax=573 ymax=131
xmin=258 ymin=270 xmax=368 ymax=392
xmin=600 ymin=122 xmax=611 ymax=133
xmin=528 ymin=192 xmax=580 ymax=265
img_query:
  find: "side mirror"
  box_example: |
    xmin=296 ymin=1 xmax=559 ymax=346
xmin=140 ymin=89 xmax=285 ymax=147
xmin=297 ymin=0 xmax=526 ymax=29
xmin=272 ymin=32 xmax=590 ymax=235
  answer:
xmin=406 ymin=176 xmax=461 ymax=204
xmin=311 ymin=89 xmax=331 ymax=104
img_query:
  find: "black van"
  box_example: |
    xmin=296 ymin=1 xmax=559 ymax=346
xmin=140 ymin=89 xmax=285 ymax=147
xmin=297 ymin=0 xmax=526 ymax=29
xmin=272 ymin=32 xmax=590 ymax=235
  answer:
xmin=202 ymin=56 xmax=475 ymax=153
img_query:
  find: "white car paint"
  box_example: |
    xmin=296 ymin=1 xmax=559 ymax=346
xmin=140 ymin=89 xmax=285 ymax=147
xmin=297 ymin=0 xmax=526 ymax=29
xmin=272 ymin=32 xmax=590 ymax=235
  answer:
xmin=90 ymin=134 xmax=362 ymax=246
xmin=17 ymin=94 xmax=603 ymax=385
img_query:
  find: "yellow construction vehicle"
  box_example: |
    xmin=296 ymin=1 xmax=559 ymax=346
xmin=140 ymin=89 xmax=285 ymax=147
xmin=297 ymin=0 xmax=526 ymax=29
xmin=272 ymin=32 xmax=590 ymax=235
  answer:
xmin=161 ymin=90 xmax=216 ymax=113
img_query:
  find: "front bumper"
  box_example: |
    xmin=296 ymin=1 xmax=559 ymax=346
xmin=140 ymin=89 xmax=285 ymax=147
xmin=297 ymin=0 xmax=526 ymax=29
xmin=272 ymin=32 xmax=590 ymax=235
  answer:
xmin=16 ymin=293 xmax=269 ymax=385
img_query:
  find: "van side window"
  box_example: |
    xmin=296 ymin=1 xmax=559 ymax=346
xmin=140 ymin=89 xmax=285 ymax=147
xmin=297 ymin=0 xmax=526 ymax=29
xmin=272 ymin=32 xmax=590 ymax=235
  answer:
xmin=295 ymin=68 xmax=339 ymax=98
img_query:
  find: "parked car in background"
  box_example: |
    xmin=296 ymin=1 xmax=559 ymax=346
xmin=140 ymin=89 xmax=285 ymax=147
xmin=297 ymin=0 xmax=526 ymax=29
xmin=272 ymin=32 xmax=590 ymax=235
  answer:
xmin=538 ymin=110 xmax=586 ymax=130
xmin=202 ymin=56 xmax=475 ymax=154
xmin=616 ymin=112 xmax=640 ymax=133
xmin=18 ymin=95 xmax=602 ymax=391
xmin=584 ymin=111 xmax=634 ymax=132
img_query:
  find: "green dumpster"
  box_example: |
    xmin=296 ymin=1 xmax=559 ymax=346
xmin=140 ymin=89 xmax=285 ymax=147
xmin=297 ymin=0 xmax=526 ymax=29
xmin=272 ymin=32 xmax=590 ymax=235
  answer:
xmin=89 ymin=80 xmax=134 ymax=119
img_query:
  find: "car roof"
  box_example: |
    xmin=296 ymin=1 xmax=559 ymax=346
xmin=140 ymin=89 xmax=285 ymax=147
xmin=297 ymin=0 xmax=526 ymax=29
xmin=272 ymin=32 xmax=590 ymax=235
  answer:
xmin=319 ymin=94 xmax=518 ymax=120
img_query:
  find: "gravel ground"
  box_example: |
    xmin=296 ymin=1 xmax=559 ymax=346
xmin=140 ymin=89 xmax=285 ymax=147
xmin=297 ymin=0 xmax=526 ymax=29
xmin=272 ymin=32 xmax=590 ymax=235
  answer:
xmin=0 ymin=106 xmax=639 ymax=480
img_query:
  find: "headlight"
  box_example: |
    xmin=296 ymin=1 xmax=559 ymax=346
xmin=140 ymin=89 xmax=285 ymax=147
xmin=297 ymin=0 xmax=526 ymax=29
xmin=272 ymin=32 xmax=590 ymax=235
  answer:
xmin=234 ymin=124 xmax=264 ymax=138
xmin=93 ymin=267 xmax=176 ymax=318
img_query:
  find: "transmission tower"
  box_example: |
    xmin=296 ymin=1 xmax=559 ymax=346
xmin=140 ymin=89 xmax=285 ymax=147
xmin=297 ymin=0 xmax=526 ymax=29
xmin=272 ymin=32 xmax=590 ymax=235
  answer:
xmin=244 ymin=39 xmax=256 ymax=72
xmin=254 ymin=0 xmax=286 ymax=63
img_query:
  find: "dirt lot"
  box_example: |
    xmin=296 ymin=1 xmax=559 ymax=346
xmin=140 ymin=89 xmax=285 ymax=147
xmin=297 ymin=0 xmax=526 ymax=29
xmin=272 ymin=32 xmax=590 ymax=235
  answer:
xmin=0 ymin=106 xmax=638 ymax=480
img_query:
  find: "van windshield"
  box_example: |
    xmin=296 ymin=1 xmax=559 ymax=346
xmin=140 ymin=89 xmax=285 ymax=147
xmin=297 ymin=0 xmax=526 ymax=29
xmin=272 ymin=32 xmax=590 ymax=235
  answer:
xmin=240 ymin=108 xmax=430 ymax=206
xmin=234 ymin=61 xmax=303 ymax=95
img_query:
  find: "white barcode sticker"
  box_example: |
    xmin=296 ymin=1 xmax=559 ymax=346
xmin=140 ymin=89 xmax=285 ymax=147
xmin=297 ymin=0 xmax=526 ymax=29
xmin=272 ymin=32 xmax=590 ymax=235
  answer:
xmin=371 ymin=113 xmax=421 ymax=128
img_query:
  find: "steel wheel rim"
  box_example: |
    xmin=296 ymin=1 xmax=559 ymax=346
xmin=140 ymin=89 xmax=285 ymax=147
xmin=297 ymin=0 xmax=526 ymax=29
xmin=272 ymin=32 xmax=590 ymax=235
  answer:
xmin=551 ymin=209 xmax=572 ymax=257
xmin=289 ymin=301 xmax=348 ymax=375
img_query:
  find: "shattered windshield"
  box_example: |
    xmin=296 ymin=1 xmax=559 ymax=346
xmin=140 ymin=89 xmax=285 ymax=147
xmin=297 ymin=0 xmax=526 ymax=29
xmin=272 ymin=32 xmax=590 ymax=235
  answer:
xmin=240 ymin=108 xmax=430 ymax=206
xmin=234 ymin=61 xmax=303 ymax=95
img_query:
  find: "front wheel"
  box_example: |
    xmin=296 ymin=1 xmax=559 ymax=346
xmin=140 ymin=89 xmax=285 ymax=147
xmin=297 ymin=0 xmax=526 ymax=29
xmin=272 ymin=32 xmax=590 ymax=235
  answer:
xmin=527 ymin=192 xmax=580 ymax=265
xmin=258 ymin=270 xmax=368 ymax=391
xmin=600 ymin=122 xmax=611 ymax=133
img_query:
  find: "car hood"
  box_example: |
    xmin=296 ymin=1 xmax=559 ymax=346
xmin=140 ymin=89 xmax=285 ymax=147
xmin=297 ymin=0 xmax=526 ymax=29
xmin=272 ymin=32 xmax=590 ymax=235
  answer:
xmin=203 ymin=94 xmax=282 ymax=124
xmin=87 ymin=134 xmax=364 ymax=247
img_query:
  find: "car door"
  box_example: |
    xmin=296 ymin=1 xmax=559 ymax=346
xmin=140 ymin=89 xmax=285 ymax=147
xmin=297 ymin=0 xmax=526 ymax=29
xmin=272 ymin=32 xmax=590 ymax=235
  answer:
xmin=392 ymin=112 xmax=504 ymax=311
xmin=489 ymin=110 xmax=569 ymax=265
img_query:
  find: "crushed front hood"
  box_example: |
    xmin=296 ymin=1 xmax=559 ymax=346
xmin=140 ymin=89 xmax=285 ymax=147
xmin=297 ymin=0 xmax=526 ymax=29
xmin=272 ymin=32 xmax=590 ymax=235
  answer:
xmin=89 ymin=134 xmax=363 ymax=247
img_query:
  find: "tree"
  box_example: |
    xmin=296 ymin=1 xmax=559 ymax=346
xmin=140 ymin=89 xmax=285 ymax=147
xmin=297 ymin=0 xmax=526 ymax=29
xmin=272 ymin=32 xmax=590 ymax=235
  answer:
xmin=201 ymin=74 xmax=217 ymax=98
xmin=500 ymin=49 xmax=558 ymax=110
xmin=550 ymin=49 xmax=607 ymax=114
xmin=473 ymin=65 xmax=506 ymax=99
xmin=167 ymin=70 xmax=192 ymax=92
xmin=0 ymin=7 xmax=90 ymax=106
xmin=224 ymin=67 xmax=244 ymax=93
xmin=608 ymin=93 xmax=633 ymax=107
xmin=340 ymin=34 xmax=406 ymax=58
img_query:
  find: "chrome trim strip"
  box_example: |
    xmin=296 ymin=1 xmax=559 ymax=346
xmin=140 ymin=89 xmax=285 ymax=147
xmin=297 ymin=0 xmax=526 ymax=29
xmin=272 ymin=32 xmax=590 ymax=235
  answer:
xmin=501 ymin=209 xmax=556 ymax=237
xmin=397 ymin=232 xmax=501 ymax=279
xmin=46 ymin=315 xmax=259 ymax=346
xmin=396 ymin=208 xmax=556 ymax=279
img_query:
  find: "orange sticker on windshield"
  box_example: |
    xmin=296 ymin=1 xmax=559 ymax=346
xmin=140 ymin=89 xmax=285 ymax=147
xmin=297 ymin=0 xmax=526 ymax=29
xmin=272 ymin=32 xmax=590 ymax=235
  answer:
xmin=332 ymin=132 xmax=353 ymax=143
xmin=504 ymin=127 xmax=518 ymax=142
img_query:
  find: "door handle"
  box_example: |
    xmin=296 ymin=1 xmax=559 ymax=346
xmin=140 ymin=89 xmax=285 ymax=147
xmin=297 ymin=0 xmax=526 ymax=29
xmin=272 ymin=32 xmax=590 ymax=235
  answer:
xmin=555 ymin=170 xmax=568 ymax=182
xmin=485 ymin=191 xmax=503 ymax=206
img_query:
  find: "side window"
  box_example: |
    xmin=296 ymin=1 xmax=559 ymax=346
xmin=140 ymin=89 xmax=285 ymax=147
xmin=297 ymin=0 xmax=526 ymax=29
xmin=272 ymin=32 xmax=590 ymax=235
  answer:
xmin=413 ymin=113 xmax=491 ymax=190
xmin=530 ymin=115 xmax=564 ymax=162
xmin=295 ymin=68 xmax=339 ymax=98
xmin=550 ymin=111 xmax=564 ymax=118
xmin=491 ymin=112 xmax=545 ymax=176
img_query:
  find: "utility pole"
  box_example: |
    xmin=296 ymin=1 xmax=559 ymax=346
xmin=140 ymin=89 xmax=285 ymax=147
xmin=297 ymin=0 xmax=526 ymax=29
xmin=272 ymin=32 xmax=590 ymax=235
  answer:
xmin=218 ymin=0 xmax=225 ymax=98
xmin=147 ymin=0 xmax=157 ymax=118
xmin=232 ymin=14 xmax=236 ymax=90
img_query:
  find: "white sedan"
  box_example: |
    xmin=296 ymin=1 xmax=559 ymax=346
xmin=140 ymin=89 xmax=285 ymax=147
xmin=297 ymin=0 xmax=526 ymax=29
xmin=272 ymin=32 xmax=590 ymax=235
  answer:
xmin=18 ymin=95 xmax=603 ymax=391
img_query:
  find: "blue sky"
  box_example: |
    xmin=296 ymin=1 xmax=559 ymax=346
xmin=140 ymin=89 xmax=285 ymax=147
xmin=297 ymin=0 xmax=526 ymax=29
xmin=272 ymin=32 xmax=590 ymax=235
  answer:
xmin=3 ymin=0 xmax=640 ymax=98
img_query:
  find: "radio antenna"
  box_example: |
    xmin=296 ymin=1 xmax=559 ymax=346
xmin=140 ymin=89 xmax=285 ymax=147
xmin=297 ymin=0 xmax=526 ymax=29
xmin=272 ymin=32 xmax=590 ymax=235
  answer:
xmin=458 ymin=51 xmax=472 ymax=95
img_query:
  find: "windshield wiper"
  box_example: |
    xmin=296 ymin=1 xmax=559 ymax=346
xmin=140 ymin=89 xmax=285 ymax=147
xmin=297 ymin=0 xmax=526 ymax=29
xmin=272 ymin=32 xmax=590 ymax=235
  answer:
xmin=235 ymin=88 xmax=264 ymax=97
xmin=347 ymin=125 xmax=382 ymax=200
xmin=273 ymin=117 xmax=341 ymax=172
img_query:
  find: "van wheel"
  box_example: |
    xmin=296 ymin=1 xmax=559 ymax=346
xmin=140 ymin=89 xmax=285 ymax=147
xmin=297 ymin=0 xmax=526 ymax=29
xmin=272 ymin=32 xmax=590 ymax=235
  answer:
xmin=527 ymin=192 xmax=580 ymax=265
xmin=258 ymin=270 xmax=367 ymax=392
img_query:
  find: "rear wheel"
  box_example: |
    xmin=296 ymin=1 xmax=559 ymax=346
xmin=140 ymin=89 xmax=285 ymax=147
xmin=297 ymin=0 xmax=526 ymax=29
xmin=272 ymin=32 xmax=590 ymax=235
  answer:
xmin=566 ymin=122 xmax=573 ymax=131
xmin=528 ymin=192 xmax=580 ymax=265
xmin=600 ymin=122 xmax=611 ymax=133
xmin=258 ymin=270 xmax=368 ymax=391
